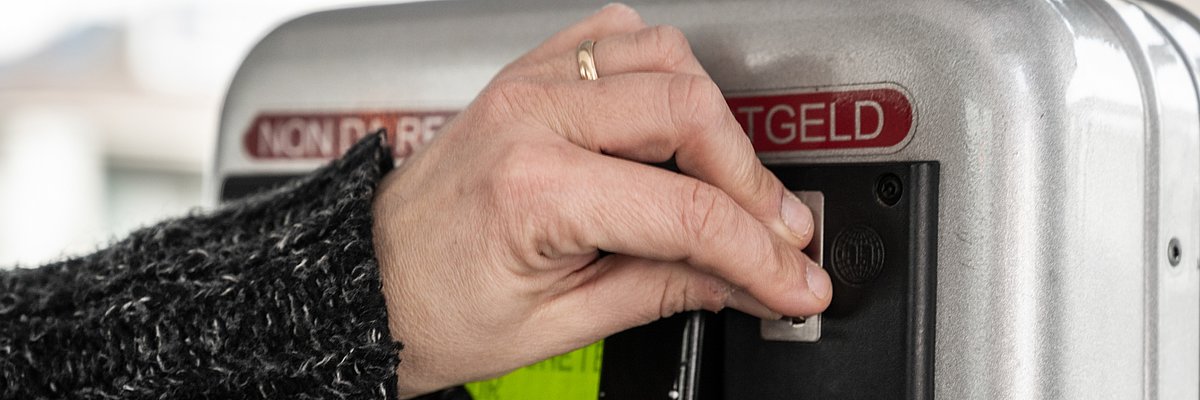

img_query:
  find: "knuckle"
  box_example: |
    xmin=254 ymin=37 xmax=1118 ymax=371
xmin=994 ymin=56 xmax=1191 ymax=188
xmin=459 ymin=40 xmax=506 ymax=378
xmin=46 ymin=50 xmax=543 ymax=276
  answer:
xmin=740 ymin=224 xmax=787 ymax=292
xmin=656 ymin=273 xmax=729 ymax=319
xmin=695 ymin=277 xmax=732 ymax=313
xmin=655 ymin=269 xmax=690 ymax=318
xmin=485 ymin=142 xmax=557 ymax=205
xmin=768 ymin=243 xmax=795 ymax=285
xmin=679 ymin=180 xmax=730 ymax=245
xmin=666 ymin=74 xmax=725 ymax=134
xmin=738 ymin=162 xmax=778 ymax=210
xmin=475 ymin=78 xmax=543 ymax=120
xmin=656 ymin=282 xmax=681 ymax=319
xmin=761 ymin=240 xmax=801 ymax=296
xmin=646 ymin=25 xmax=693 ymax=71
xmin=483 ymin=142 xmax=572 ymax=266
xmin=474 ymin=85 xmax=515 ymax=120
xmin=495 ymin=59 xmax=534 ymax=80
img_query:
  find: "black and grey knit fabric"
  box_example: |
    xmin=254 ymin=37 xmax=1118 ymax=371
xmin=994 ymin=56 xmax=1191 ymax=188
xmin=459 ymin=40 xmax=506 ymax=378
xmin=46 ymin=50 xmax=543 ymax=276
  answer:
xmin=0 ymin=133 xmax=465 ymax=400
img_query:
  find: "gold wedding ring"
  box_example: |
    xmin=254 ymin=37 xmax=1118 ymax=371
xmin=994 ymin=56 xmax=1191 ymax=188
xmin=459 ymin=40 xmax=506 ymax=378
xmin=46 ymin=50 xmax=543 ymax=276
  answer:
xmin=577 ymin=39 xmax=598 ymax=81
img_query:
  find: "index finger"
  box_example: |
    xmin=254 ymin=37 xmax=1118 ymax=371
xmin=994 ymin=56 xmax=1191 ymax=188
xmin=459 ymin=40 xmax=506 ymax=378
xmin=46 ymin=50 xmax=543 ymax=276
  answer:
xmin=537 ymin=149 xmax=832 ymax=317
xmin=532 ymin=72 xmax=815 ymax=247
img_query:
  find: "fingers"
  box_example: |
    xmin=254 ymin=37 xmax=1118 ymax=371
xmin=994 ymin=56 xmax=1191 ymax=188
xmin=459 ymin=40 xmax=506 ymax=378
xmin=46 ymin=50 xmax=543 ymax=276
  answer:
xmin=534 ymin=72 xmax=814 ymax=248
xmin=591 ymin=25 xmax=706 ymax=76
xmin=536 ymin=256 xmax=762 ymax=348
xmin=501 ymin=7 xmax=813 ymax=248
xmin=539 ymin=150 xmax=831 ymax=318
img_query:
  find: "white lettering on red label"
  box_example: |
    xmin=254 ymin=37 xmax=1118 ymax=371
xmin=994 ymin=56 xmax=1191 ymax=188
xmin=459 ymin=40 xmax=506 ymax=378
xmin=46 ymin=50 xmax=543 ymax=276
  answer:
xmin=726 ymin=84 xmax=914 ymax=154
xmin=242 ymin=85 xmax=912 ymax=162
xmin=242 ymin=111 xmax=457 ymax=160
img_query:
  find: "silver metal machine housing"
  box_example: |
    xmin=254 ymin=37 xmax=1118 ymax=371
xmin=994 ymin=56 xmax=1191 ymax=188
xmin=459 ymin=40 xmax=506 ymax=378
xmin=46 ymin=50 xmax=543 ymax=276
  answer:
xmin=213 ymin=0 xmax=1200 ymax=398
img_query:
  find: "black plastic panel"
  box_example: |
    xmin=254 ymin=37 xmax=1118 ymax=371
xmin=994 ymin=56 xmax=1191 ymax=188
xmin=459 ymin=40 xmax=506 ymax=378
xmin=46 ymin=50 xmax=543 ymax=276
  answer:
xmin=723 ymin=162 xmax=938 ymax=400
xmin=599 ymin=162 xmax=938 ymax=400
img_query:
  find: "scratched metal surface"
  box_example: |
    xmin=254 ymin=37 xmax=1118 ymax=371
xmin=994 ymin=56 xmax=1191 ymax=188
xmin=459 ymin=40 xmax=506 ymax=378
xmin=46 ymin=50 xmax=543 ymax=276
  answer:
xmin=214 ymin=0 xmax=1200 ymax=398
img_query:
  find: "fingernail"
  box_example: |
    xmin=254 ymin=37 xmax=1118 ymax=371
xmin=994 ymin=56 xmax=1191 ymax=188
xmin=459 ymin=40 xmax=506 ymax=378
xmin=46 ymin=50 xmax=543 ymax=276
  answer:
xmin=727 ymin=290 xmax=781 ymax=320
xmin=780 ymin=192 xmax=813 ymax=241
xmin=806 ymin=261 xmax=832 ymax=301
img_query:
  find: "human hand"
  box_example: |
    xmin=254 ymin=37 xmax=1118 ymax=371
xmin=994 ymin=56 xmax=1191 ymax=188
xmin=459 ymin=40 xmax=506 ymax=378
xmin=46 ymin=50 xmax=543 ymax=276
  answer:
xmin=370 ymin=4 xmax=832 ymax=398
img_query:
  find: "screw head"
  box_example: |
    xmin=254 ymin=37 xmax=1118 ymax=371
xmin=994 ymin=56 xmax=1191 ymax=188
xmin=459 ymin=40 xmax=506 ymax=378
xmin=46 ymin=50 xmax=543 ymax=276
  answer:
xmin=876 ymin=173 xmax=903 ymax=207
xmin=1168 ymin=237 xmax=1182 ymax=267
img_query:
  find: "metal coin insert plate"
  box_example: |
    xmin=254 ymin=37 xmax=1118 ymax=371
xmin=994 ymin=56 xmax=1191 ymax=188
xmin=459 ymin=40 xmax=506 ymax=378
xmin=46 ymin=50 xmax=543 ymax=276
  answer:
xmin=760 ymin=191 xmax=824 ymax=342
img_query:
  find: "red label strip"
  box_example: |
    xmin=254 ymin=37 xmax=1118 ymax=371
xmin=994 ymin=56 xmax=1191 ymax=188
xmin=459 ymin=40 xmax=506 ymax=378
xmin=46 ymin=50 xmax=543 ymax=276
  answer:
xmin=243 ymin=111 xmax=457 ymax=160
xmin=726 ymin=86 xmax=913 ymax=153
xmin=243 ymin=86 xmax=912 ymax=160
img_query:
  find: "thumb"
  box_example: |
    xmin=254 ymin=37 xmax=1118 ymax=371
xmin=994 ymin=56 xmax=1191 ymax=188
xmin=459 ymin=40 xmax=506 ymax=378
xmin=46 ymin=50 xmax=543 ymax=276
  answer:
xmin=537 ymin=255 xmax=779 ymax=353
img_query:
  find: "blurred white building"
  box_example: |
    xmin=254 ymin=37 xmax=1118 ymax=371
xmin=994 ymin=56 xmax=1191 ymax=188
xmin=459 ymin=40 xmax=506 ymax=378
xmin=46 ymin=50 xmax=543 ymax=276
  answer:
xmin=0 ymin=0 xmax=395 ymax=267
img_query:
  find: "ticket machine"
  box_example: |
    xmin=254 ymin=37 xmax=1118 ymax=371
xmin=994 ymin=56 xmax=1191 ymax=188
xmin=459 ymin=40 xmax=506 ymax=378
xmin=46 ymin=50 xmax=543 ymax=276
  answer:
xmin=213 ymin=0 xmax=1200 ymax=398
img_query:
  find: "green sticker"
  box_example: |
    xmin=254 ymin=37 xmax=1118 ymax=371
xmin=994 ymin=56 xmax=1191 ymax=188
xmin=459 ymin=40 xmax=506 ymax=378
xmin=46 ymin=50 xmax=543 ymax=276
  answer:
xmin=465 ymin=341 xmax=603 ymax=400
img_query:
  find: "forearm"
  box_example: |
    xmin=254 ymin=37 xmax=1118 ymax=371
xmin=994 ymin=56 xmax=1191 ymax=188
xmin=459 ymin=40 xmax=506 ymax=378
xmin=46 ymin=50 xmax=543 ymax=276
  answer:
xmin=1 ymin=134 xmax=400 ymax=399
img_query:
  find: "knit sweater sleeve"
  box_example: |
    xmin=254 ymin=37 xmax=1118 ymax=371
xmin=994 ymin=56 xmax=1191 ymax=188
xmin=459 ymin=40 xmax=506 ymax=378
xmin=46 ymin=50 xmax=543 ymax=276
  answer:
xmin=0 ymin=133 xmax=463 ymax=399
